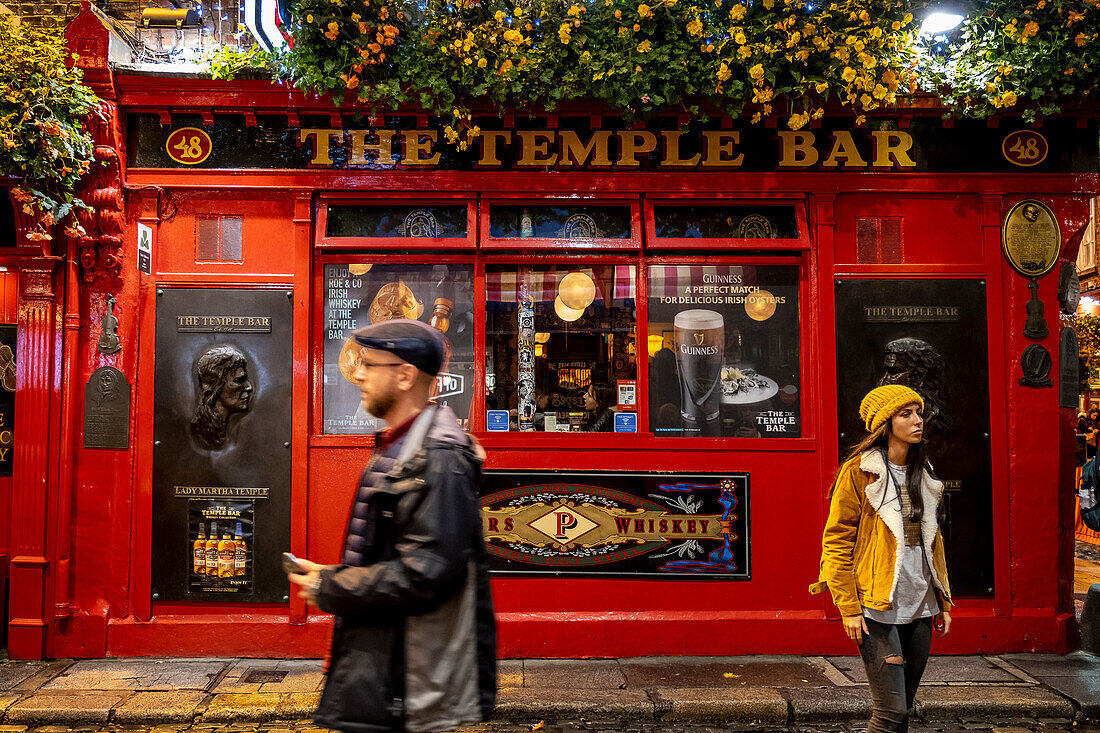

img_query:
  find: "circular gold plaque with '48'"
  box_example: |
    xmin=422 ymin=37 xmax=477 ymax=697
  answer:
xmin=1001 ymin=199 xmax=1061 ymax=278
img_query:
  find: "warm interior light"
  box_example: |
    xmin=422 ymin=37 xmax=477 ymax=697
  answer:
xmin=535 ymin=331 xmax=550 ymax=343
xmin=558 ymin=271 xmax=596 ymax=310
xmin=921 ymin=11 xmax=965 ymax=35
xmin=348 ymin=264 xmax=373 ymax=275
xmin=745 ymin=289 xmax=777 ymax=322
xmin=647 ymin=334 xmax=665 ymax=356
xmin=554 ymin=296 xmax=584 ymax=322
xmin=535 ymin=343 xmax=545 ymax=357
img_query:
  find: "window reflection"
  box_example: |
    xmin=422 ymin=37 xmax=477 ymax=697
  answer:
xmin=486 ymin=265 xmax=637 ymax=432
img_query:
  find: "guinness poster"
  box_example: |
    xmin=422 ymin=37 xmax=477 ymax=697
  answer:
xmin=835 ymin=279 xmax=992 ymax=597
xmin=647 ymin=265 xmax=800 ymax=438
xmin=152 ymin=289 xmax=291 ymax=603
xmin=481 ymin=470 xmax=750 ymax=578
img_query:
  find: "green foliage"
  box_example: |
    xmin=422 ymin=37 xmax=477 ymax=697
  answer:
xmin=0 ymin=16 xmax=98 ymax=238
xmin=914 ymin=0 xmax=1100 ymax=122
xmin=208 ymin=43 xmax=277 ymax=80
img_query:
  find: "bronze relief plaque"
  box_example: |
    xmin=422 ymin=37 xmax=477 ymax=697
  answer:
xmin=152 ymin=288 xmax=292 ymax=603
xmin=1001 ymin=199 xmax=1061 ymax=278
xmin=84 ymin=366 xmax=131 ymax=449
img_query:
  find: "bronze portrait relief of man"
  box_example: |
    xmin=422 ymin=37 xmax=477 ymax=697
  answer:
xmin=190 ymin=345 xmax=253 ymax=449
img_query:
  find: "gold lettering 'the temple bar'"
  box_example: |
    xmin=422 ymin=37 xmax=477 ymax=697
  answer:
xmin=299 ymin=128 xmax=919 ymax=170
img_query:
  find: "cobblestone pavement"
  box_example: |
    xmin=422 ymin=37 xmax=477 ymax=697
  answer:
xmin=0 ymin=718 xmax=1096 ymax=733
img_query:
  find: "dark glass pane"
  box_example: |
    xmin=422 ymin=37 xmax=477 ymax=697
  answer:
xmin=485 ymin=265 xmax=637 ymax=433
xmin=326 ymin=205 xmax=467 ymax=238
xmin=322 ymin=263 xmax=475 ymax=434
xmin=647 ymin=264 xmax=801 ymax=438
xmin=490 ymin=205 xmax=631 ymax=239
xmin=653 ymin=205 xmax=799 ymax=239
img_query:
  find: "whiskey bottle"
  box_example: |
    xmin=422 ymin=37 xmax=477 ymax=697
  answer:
xmin=234 ymin=521 xmax=246 ymax=577
xmin=193 ymin=523 xmax=206 ymax=575
xmin=205 ymin=522 xmax=220 ymax=579
xmin=218 ymin=527 xmax=235 ymax=578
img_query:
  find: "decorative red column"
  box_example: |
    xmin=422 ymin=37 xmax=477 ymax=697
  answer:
xmin=9 ymin=265 xmax=60 ymax=659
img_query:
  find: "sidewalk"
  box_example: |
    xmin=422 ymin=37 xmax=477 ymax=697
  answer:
xmin=0 ymin=653 xmax=1093 ymax=727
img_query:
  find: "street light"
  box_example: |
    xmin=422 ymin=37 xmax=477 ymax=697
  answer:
xmin=921 ymin=9 xmax=965 ymax=36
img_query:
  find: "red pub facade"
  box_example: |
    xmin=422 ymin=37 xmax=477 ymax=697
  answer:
xmin=0 ymin=7 xmax=1094 ymax=659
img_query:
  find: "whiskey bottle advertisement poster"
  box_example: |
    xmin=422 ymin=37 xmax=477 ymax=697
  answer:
xmin=646 ymin=265 xmax=801 ymax=438
xmin=152 ymin=289 xmax=292 ymax=603
xmin=834 ymin=279 xmax=993 ymax=597
xmin=322 ymin=263 xmax=476 ymax=434
xmin=189 ymin=500 xmax=254 ymax=594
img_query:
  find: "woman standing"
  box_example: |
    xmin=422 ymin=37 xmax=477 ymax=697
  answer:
xmin=811 ymin=385 xmax=953 ymax=733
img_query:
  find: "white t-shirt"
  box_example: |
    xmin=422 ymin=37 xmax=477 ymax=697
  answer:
xmin=863 ymin=461 xmax=940 ymax=625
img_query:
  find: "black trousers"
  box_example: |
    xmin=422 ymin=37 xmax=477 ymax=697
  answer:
xmin=857 ymin=616 xmax=934 ymax=733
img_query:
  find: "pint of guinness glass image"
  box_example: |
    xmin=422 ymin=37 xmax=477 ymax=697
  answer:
xmin=674 ymin=309 xmax=725 ymax=433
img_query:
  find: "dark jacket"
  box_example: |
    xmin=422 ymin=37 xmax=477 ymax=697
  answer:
xmin=313 ymin=405 xmax=496 ymax=733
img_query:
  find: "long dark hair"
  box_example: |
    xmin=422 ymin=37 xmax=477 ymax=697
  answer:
xmin=831 ymin=408 xmax=937 ymax=523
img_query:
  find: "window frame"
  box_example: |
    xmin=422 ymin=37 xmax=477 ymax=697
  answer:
xmin=315 ymin=192 xmax=478 ymax=250
xmin=480 ymin=195 xmax=643 ymax=251
xmin=644 ymin=196 xmax=810 ymax=251
xmin=311 ymin=250 xmax=481 ymax=446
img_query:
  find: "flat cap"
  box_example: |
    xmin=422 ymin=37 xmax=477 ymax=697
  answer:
xmin=351 ymin=319 xmax=446 ymax=376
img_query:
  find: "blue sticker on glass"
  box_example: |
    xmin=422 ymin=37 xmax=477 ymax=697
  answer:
xmin=613 ymin=412 xmax=637 ymax=433
xmin=487 ymin=410 xmax=510 ymax=431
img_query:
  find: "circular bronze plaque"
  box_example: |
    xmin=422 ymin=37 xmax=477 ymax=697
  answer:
xmin=1001 ymin=199 xmax=1061 ymax=278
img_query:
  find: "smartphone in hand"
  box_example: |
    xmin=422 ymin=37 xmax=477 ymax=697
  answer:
xmin=282 ymin=552 xmax=307 ymax=575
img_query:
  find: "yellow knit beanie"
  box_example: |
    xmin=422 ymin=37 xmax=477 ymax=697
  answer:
xmin=859 ymin=385 xmax=924 ymax=433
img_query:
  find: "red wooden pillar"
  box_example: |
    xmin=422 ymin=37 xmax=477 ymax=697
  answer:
xmin=9 ymin=265 xmax=60 ymax=659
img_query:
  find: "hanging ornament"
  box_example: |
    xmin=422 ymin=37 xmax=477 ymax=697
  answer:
xmin=558 ymin=271 xmax=596 ymax=310
xmin=554 ymin=296 xmax=584 ymax=322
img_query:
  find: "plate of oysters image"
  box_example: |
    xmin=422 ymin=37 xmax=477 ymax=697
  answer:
xmin=720 ymin=366 xmax=779 ymax=404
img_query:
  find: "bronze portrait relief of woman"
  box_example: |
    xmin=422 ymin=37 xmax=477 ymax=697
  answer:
xmin=190 ymin=345 xmax=253 ymax=450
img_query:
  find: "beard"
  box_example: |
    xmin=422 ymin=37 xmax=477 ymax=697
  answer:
xmin=362 ymin=390 xmax=396 ymax=421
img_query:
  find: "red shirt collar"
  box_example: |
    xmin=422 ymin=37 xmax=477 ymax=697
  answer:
xmin=375 ymin=409 xmax=423 ymax=452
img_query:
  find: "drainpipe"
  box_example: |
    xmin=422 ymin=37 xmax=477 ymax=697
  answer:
xmin=53 ymin=237 xmax=80 ymax=621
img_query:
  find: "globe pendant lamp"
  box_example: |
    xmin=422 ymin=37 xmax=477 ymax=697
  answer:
xmin=554 ymin=296 xmax=584 ymax=322
xmin=558 ymin=271 xmax=596 ymax=310
xmin=744 ymin=289 xmax=777 ymax=321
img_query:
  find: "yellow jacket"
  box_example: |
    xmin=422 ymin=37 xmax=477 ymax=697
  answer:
xmin=810 ymin=449 xmax=952 ymax=617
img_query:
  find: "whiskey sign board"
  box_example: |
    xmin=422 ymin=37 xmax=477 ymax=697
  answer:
xmin=481 ymin=470 xmax=750 ymax=578
xmin=152 ymin=289 xmax=292 ymax=603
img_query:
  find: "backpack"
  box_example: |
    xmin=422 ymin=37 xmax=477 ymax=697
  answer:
xmin=1081 ymin=457 xmax=1100 ymax=532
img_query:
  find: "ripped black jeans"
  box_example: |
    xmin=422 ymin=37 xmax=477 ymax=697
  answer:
xmin=858 ymin=616 xmax=934 ymax=733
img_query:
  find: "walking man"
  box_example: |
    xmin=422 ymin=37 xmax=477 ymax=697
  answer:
xmin=288 ymin=319 xmax=496 ymax=733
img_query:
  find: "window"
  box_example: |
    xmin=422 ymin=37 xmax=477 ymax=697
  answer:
xmin=485 ymin=264 xmax=637 ymax=432
xmin=321 ymin=261 xmax=475 ymax=434
xmin=653 ymin=205 xmax=799 ymax=239
xmin=647 ymin=264 xmax=801 ymax=437
xmin=196 ymin=216 xmax=242 ymax=261
xmin=325 ymin=204 xmax=468 ymax=238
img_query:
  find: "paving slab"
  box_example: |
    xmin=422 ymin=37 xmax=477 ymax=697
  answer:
xmin=1002 ymin=652 xmax=1100 ymax=678
xmin=112 ymin=692 xmax=208 ymax=724
xmin=497 ymin=660 xmax=522 ymax=689
xmin=788 ymin=686 xmax=873 ymax=723
xmin=523 ymin=660 xmax=626 ymax=690
xmin=914 ymin=686 xmax=1075 ymax=720
xmin=277 ymin=693 xmax=321 ymax=719
xmin=1018 ymin=675 xmax=1100 ymax=718
xmin=200 ymin=693 xmax=285 ymax=722
xmin=5 ymin=692 xmax=130 ymax=725
xmin=0 ymin=665 xmax=50 ymax=694
xmin=493 ymin=689 xmax=653 ymax=721
xmin=826 ymin=656 xmax=1019 ymax=685
xmin=621 ymin=656 xmax=829 ymax=688
xmin=651 ymin=686 xmax=789 ymax=724
xmin=43 ymin=660 xmax=228 ymax=692
xmin=213 ymin=660 xmax=324 ymax=694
